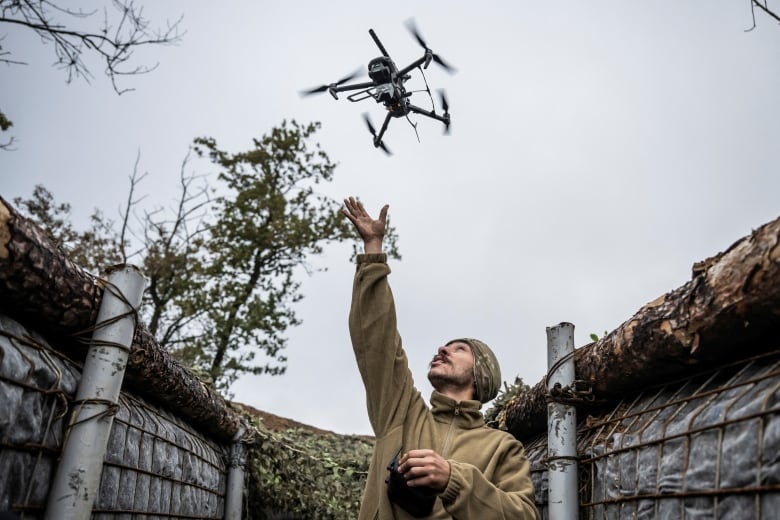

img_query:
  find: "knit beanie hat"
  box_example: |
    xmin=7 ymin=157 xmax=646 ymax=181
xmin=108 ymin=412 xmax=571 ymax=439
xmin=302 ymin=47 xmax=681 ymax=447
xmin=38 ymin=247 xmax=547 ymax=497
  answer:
xmin=446 ymin=338 xmax=501 ymax=403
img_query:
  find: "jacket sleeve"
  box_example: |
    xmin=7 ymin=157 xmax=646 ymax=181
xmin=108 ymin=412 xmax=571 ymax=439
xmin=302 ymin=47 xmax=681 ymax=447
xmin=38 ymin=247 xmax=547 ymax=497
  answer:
xmin=440 ymin=440 xmax=540 ymax=520
xmin=348 ymin=254 xmax=419 ymax=437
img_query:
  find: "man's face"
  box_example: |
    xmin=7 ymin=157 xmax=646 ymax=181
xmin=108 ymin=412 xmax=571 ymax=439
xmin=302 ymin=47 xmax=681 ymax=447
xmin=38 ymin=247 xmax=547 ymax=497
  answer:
xmin=427 ymin=341 xmax=475 ymax=392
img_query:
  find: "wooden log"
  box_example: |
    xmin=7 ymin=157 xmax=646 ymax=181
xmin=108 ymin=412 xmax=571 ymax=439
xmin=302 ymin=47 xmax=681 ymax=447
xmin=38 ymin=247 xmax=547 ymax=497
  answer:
xmin=505 ymin=216 xmax=780 ymax=441
xmin=0 ymin=196 xmax=243 ymax=442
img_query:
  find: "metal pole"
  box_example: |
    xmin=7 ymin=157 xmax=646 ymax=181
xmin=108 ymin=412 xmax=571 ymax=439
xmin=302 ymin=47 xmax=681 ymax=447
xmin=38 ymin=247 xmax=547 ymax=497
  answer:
xmin=546 ymin=322 xmax=578 ymax=520
xmin=44 ymin=265 xmax=146 ymax=520
xmin=224 ymin=424 xmax=248 ymax=520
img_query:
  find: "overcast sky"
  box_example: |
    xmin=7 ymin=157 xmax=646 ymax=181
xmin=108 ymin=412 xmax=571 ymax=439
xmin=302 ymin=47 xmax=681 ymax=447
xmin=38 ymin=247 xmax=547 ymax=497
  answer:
xmin=2 ymin=1 xmax=779 ymax=435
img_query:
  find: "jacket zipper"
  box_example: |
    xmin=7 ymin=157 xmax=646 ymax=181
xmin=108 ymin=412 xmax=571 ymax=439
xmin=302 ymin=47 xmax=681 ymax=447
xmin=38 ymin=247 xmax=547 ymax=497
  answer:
xmin=439 ymin=403 xmax=461 ymax=458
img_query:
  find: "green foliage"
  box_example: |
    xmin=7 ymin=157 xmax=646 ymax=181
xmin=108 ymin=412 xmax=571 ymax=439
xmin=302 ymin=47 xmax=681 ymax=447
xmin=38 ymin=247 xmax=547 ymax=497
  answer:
xmin=189 ymin=121 xmax=347 ymax=387
xmin=589 ymin=330 xmax=608 ymax=343
xmin=245 ymin=416 xmax=373 ymax=519
xmin=1 ymin=108 xmax=14 ymax=150
xmin=484 ymin=376 xmax=531 ymax=430
xmin=0 ymin=110 xmax=11 ymax=132
xmin=12 ymin=185 xmax=125 ymax=270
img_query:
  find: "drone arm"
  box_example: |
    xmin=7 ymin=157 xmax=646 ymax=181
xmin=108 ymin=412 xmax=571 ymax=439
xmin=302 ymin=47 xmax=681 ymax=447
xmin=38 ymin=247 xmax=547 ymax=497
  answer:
xmin=368 ymin=29 xmax=391 ymax=58
xmin=407 ymin=103 xmax=450 ymax=124
xmin=332 ymin=81 xmax=376 ymax=94
xmin=397 ymin=53 xmax=432 ymax=77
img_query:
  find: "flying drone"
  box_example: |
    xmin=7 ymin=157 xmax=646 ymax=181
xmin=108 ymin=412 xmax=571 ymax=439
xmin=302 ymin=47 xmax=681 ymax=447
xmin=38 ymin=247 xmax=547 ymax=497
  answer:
xmin=301 ymin=21 xmax=455 ymax=154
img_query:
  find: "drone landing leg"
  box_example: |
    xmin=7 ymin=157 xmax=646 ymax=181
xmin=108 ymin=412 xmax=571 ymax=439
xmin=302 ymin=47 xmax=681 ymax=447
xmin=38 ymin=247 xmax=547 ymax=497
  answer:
xmin=374 ymin=112 xmax=392 ymax=146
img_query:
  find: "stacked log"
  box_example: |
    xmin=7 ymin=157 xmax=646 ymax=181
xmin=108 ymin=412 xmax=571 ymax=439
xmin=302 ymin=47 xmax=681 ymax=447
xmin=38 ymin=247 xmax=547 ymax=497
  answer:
xmin=0 ymin=196 xmax=243 ymax=443
xmin=505 ymin=216 xmax=780 ymax=440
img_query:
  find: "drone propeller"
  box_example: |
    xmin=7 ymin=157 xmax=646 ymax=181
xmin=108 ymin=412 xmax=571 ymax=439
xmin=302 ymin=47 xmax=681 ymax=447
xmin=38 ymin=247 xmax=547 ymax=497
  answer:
xmin=438 ymin=90 xmax=451 ymax=134
xmin=405 ymin=19 xmax=456 ymax=73
xmin=363 ymin=113 xmax=391 ymax=155
xmin=300 ymin=68 xmax=363 ymax=96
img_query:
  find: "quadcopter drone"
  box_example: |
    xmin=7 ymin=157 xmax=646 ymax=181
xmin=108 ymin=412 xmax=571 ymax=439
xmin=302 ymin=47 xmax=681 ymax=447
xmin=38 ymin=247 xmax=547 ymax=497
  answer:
xmin=301 ymin=21 xmax=454 ymax=154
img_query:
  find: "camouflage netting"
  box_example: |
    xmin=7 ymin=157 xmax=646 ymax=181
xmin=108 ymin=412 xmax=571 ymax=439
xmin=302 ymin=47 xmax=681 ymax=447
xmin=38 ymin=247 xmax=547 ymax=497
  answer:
xmin=0 ymin=312 xmax=229 ymax=519
xmin=522 ymin=349 xmax=780 ymax=518
xmin=242 ymin=411 xmax=374 ymax=520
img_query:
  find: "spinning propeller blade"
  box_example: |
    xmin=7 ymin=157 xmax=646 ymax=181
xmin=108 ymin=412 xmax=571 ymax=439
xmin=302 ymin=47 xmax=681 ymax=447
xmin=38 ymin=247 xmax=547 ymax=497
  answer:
xmin=363 ymin=113 xmax=391 ymax=155
xmin=438 ymin=90 xmax=451 ymax=134
xmin=404 ymin=19 xmax=456 ymax=74
xmin=299 ymin=68 xmax=363 ymax=96
xmin=438 ymin=90 xmax=450 ymax=114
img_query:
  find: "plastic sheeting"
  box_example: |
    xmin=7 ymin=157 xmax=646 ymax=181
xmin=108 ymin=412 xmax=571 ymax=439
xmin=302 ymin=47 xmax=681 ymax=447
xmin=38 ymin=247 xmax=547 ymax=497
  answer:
xmin=0 ymin=313 xmax=230 ymax=519
xmin=525 ymin=351 xmax=780 ymax=519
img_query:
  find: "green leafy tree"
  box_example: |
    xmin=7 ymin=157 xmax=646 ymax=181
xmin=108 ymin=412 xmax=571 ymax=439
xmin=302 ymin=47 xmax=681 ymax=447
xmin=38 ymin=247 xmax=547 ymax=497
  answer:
xmin=186 ymin=120 xmax=399 ymax=389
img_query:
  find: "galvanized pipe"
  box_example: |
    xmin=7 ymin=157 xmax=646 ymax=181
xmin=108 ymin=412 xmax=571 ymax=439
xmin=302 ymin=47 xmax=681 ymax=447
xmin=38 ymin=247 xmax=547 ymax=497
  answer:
xmin=224 ymin=424 xmax=248 ymax=520
xmin=44 ymin=265 xmax=146 ymax=520
xmin=546 ymin=322 xmax=578 ymax=520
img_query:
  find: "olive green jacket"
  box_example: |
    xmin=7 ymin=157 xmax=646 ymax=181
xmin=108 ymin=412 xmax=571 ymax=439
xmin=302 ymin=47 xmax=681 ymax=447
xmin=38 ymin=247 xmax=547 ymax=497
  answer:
xmin=349 ymin=254 xmax=539 ymax=519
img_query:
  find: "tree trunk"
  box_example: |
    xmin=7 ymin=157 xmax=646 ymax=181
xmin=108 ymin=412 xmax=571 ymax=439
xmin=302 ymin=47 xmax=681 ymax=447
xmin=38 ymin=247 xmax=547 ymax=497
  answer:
xmin=504 ymin=216 xmax=780 ymax=441
xmin=0 ymin=196 xmax=243 ymax=443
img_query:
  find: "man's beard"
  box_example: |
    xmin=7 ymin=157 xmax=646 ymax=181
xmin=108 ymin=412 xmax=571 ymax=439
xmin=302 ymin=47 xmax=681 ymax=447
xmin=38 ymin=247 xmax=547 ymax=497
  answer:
xmin=427 ymin=365 xmax=473 ymax=393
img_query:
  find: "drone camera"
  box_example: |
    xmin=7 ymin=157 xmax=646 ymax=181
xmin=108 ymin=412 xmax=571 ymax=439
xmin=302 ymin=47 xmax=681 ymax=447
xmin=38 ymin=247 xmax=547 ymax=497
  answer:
xmin=368 ymin=57 xmax=393 ymax=84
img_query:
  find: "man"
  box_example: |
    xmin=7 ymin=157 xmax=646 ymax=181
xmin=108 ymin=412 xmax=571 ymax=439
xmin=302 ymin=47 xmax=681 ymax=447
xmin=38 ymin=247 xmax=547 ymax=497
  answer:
xmin=343 ymin=197 xmax=539 ymax=519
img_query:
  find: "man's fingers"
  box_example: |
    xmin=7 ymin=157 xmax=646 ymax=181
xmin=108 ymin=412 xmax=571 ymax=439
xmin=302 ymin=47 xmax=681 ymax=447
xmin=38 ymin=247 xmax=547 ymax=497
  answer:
xmin=378 ymin=204 xmax=389 ymax=224
xmin=398 ymin=449 xmax=436 ymax=472
xmin=343 ymin=197 xmax=358 ymax=213
xmin=403 ymin=449 xmax=436 ymax=460
xmin=343 ymin=196 xmax=369 ymax=217
xmin=397 ymin=451 xmax=451 ymax=491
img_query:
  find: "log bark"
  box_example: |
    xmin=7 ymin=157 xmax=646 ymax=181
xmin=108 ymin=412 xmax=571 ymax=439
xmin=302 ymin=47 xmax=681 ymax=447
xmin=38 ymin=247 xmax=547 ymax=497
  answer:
xmin=0 ymin=196 xmax=243 ymax=443
xmin=505 ymin=216 xmax=780 ymax=441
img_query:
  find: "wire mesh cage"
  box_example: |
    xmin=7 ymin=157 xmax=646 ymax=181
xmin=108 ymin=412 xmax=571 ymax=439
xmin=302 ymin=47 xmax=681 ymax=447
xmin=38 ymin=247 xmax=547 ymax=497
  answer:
xmin=0 ymin=313 xmax=230 ymax=519
xmin=525 ymin=350 xmax=780 ymax=519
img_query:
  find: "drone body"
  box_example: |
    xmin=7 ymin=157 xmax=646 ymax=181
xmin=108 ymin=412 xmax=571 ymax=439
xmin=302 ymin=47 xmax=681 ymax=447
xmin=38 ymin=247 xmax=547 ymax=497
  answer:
xmin=301 ymin=22 xmax=454 ymax=154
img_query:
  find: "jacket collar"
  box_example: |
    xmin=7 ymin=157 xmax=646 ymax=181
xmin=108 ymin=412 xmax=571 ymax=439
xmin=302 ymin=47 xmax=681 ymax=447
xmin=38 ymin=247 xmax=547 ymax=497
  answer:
xmin=430 ymin=391 xmax=485 ymax=429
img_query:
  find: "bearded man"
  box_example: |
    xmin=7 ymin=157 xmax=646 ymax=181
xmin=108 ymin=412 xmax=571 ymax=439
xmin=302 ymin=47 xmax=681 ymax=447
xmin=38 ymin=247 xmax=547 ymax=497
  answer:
xmin=343 ymin=197 xmax=539 ymax=519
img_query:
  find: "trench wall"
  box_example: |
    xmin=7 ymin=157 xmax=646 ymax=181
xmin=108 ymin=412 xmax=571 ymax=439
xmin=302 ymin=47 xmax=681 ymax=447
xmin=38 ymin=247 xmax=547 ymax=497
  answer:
xmin=524 ymin=350 xmax=780 ymax=519
xmin=0 ymin=313 xmax=230 ymax=519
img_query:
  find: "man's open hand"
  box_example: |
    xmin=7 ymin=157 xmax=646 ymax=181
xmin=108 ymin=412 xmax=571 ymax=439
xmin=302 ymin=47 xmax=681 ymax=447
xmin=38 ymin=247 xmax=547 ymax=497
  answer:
xmin=342 ymin=197 xmax=388 ymax=254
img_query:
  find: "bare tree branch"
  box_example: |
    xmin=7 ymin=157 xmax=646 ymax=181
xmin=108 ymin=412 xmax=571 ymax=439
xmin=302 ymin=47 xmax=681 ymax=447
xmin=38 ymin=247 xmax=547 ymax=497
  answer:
xmin=747 ymin=0 xmax=780 ymax=31
xmin=0 ymin=0 xmax=183 ymax=94
xmin=119 ymin=149 xmax=149 ymax=262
